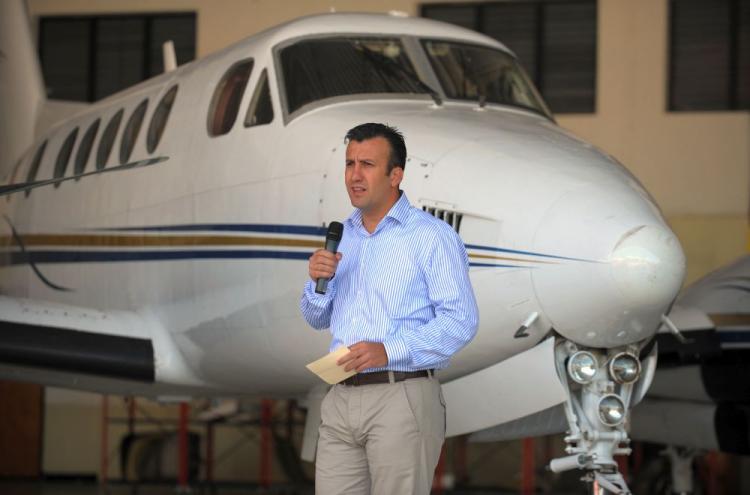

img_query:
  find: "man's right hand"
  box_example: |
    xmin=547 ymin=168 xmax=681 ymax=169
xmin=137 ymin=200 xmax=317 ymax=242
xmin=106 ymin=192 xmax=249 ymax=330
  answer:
xmin=308 ymin=249 xmax=342 ymax=282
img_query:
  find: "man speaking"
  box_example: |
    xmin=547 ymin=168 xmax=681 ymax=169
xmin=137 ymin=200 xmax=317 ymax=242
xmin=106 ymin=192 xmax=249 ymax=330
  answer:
xmin=300 ymin=123 xmax=479 ymax=494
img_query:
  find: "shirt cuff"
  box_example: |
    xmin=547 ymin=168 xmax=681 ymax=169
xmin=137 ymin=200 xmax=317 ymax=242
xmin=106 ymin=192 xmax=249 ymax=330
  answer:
xmin=383 ymin=334 xmax=411 ymax=369
xmin=303 ymin=278 xmax=337 ymax=305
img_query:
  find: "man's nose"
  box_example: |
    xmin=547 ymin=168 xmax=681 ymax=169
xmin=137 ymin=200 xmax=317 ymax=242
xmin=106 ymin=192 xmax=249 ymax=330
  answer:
xmin=351 ymin=162 xmax=364 ymax=179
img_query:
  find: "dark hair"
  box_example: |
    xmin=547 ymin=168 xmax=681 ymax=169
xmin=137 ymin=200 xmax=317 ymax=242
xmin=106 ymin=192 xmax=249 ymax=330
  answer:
xmin=345 ymin=123 xmax=407 ymax=173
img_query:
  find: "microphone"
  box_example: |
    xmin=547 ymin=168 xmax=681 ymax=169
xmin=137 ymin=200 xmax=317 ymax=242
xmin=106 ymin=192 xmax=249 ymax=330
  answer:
xmin=316 ymin=221 xmax=344 ymax=294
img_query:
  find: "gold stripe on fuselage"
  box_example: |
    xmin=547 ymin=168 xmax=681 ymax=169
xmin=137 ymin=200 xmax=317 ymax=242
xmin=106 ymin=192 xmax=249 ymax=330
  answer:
xmin=0 ymin=234 xmax=323 ymax=249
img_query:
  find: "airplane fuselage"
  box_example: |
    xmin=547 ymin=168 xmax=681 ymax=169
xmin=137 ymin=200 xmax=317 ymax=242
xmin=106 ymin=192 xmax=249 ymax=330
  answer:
xmin=0 ymin=13 xmax=685 ymax=399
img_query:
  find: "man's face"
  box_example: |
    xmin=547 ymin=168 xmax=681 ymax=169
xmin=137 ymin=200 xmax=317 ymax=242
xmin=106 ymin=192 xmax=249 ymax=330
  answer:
xmin=345 ymin=137 xmax=403 ymax=216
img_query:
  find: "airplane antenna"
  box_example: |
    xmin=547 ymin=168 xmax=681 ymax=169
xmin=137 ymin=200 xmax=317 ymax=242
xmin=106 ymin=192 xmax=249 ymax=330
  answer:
xmin=162 ymin=41 xmax=177 ymax=73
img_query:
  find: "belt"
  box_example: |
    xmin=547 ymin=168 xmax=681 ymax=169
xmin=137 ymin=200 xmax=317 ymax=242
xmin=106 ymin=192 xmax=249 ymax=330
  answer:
xmin=341 ymin=369 xmax=433 ymax=386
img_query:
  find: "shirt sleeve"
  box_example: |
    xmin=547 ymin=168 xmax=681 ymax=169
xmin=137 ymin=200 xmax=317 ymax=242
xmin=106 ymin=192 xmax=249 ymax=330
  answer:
xmin=383 ymin=227 xmax=479 ymax=369
xmin=300 ymin=278 xmax=338 ymax=330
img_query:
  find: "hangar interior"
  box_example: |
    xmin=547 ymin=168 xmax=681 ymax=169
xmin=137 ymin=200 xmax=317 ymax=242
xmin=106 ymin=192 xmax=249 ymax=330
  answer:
xmin=1 ymin=0 xmax=748 ymax=493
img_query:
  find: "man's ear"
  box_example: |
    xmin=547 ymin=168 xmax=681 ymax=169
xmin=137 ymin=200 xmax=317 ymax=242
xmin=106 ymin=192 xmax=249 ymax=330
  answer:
xmin=390 ymin=166 xmax=404 ymax=187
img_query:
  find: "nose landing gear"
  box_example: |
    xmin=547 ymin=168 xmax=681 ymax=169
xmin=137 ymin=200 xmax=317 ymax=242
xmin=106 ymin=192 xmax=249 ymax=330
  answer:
xmin=550 ymin=339 xmax=652 ymax=494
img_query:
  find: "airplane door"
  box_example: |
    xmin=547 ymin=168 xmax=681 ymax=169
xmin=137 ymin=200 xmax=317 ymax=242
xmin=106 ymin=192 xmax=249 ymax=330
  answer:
xmin=320 ymin=147 xmax=433 ymax=225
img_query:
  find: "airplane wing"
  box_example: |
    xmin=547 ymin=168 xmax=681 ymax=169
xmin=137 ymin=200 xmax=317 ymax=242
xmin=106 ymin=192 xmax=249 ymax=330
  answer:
xmin=0 ymin=295 xmax=210 ymax=397
xmin=629 ymin=254 xmax=750 ymax=455
xmin=0 ymin=156 xmax=167 ymax=197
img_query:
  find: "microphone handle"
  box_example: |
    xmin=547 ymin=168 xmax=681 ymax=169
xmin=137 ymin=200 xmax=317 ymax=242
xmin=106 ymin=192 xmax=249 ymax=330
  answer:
xmin=315 ymin=238 xmax=340 ymax=294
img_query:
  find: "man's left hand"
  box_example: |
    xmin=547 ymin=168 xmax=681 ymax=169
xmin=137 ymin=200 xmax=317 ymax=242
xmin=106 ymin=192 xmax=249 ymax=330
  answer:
xmin=338 ymin=342 xmax=388 ymax=372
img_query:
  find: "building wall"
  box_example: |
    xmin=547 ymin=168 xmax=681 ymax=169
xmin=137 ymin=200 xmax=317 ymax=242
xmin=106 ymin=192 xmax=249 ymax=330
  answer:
xmin=25 ymin=0 xmax=749 ymax=479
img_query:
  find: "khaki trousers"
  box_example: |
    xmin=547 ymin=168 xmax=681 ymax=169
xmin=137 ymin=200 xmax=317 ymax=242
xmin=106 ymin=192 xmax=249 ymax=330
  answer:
xmin=315 ymin=376 xmax=445 ymax=495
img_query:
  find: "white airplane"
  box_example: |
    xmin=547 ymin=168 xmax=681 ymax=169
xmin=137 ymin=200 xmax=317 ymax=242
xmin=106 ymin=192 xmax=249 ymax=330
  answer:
xmin=0 ymin=2 xmax=687 ymax=492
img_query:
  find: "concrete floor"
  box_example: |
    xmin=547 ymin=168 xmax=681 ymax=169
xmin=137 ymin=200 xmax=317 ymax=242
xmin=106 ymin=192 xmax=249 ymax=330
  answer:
xmin=0 ymin=482 xmax=305 ymax=495
xmin=0 ymin=481 xmax=533 ymax=495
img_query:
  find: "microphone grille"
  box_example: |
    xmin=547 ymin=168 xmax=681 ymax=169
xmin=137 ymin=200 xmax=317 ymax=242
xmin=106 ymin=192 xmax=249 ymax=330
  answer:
xmin=326 ymin=221 xmax=344 ymax=241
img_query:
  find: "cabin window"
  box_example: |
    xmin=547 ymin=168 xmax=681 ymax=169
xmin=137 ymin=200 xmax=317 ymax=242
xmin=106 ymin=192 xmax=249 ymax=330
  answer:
xmin=24 ymin=141 xmax=48 ymax=197
xmin=147 ymin=85 xmax=178 ymax=153
xmin=120 ymin=99 xmax=149 ymax=164
xmin=74 ymin=119 xmax=100 ymax=178
xmin=97 ymin=109 xmax=124 ymax=170
xmin=208 ymin=59 xmax=254 ymax=136
xmin=53 ymin=128 xmax=79 ymax=187
xmin=279 ymin=38 xmax=427 ymax=115
xmin=244 ymin=69 xmax=274 ymax=127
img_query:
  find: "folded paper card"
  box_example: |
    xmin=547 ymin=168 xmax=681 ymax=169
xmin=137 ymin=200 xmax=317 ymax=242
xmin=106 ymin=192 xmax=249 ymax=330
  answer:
xmin=306 ymin=346 xmax=357 ymax=384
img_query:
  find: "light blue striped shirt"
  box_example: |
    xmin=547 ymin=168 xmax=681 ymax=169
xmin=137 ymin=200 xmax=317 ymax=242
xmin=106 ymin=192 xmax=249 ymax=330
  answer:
xmin=300 ymin=192 xmax=479 ymax=372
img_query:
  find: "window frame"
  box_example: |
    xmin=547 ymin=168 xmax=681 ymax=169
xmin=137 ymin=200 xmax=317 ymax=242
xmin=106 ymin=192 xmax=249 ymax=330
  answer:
xmin=53 ymin=127 xmax=79 ymax=188
xmin=207 ymin=58 xmax=255 ymax=137
xmin=74 ymin=118 xmax=101 ymax=178
xmin=96 ymin=108 xmax=124 ymax=170
xmin=147 ymin=85 xmax=179 ymax=153
xmin=244 ymin=69 xmax=275 ymax=127
xmin=420 ymin=38 xmax=553 ymax=119
xmin=120 ymin=98 xmax=149 ymax=165
xmin=24 ymin=140 xmax=48 ymax=198
xmin=38 ymin=12 xmax=196 ymax=102
xmin=273 ymin=34 xmax=438 ymax=124
xmin=420 ymin=0 xmax=598 ymax=114
xmin=667 ymin=0 xmax=749 ymax=111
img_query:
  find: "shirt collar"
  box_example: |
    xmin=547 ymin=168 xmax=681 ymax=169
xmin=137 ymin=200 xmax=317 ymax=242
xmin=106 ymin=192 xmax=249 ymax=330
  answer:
xmin=346 ymin=191 xmax=411 ymax=232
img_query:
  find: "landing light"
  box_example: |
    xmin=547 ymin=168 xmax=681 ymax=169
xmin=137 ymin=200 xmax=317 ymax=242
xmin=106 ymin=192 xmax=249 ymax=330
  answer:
xmin=608 ymin=353 xmax=641 ymax=384
xmin=567 ymin=351 xmax=598 ymax=384
xmin=598 ymin=395 xmax=626 ymax=426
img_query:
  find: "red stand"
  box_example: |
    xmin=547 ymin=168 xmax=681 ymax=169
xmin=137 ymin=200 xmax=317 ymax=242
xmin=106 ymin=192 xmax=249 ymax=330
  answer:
xmin=521 ymin=438 xmax=535 ymax=495
xmin=260 ymin=399 xmax=273 ymax=488
xmin=100 ymin=395 xmax=109 ymax=486
xmin=178 ymin=402 xmax=189 ymax=490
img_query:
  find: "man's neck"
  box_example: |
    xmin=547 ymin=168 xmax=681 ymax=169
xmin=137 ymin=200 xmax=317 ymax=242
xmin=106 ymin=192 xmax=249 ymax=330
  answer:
xmin=361 ymin=192 xmax=400 ymax=234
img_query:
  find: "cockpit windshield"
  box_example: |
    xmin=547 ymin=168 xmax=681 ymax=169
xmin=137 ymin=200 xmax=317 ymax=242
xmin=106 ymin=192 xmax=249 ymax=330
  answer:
xmin=422 ymin=40 xmax=551 ymax=118
xmin=277 ymin=36 xmax=552 ymax=120
xmin=279 ymin=37 xmax=431 ymax=115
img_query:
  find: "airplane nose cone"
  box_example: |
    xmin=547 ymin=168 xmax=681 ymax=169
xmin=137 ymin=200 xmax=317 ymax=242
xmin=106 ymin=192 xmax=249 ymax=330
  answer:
xmin=531 ymin=187 xmax=686 ymax=348
xmin=610 ymin=225 xmax=685 ymax=309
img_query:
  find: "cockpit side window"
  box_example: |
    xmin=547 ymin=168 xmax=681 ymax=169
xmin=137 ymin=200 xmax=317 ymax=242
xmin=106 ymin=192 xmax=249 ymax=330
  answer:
xmin=147 ymin=85 xmax=178 ymax=153
xmin=53 ymin=127 xmax=79 ymax=187
xmin=120 ymin=99 xmax=149 ymax=164
xmin=97 ymin=109 xmax=124 ymax=170
xmin=244 ymin=69 xmax=274 ymax=127
xmin=24 ymin=140 xmax=48 ymax=197
xmin=422 ymin=40 xmax=551 ymax=118
xmin=278 ymin=37 xmax=428 ymax=115
xmin=208 ymin=59 xmax=254 ymax=136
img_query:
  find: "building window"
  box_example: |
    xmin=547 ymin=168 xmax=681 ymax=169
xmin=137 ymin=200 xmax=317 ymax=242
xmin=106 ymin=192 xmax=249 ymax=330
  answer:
xmin=147 ymin=85 xmax=178 ymax=153
xmin=421 ymin=1 xmax=597 ymax=114
xmin=39 ymin=13 xmax=196 ymax=102
xmin=120 ymin=99 xmax=149 ymax=164
xmin=669 ymin=0 xmax=750 ymax=111
xmin=208 ymin=59 xmax=254 ymax=137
